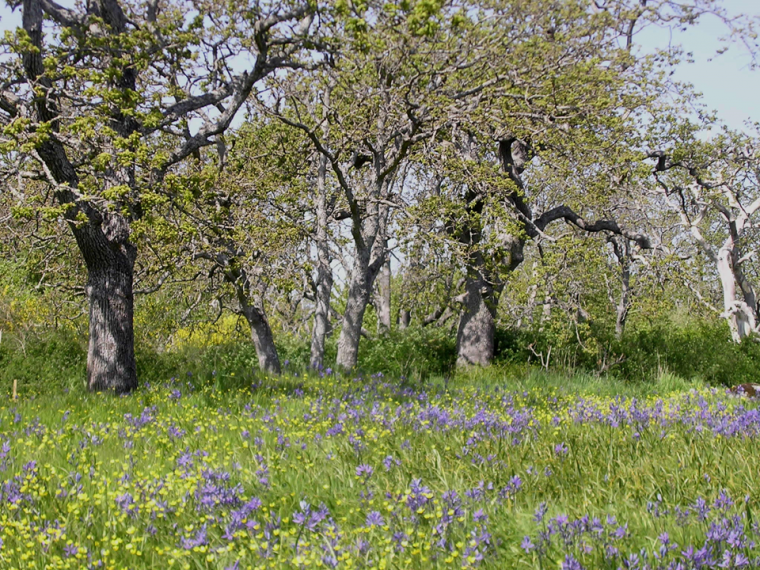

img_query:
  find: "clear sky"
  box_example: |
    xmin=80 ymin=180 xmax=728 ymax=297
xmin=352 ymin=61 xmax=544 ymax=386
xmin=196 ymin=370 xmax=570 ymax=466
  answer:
xmin=0 ymin=0 xmax=758 ymax=131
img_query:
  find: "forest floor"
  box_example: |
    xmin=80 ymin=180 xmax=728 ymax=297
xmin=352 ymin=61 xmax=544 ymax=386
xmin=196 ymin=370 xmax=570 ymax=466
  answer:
xmin=0 ymin=369 xmax=756 ymax=569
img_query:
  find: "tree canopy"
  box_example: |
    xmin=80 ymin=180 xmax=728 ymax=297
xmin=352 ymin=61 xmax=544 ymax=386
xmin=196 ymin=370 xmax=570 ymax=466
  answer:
xmin=1 ymin=0 xmax=759 ymax=390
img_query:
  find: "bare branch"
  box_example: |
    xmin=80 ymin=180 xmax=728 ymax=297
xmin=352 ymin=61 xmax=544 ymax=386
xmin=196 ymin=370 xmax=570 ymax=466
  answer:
xmin=535 ymin=205 xmax=652 ymax=249
xmin=40 ymin=0 xmax=83 ymax=27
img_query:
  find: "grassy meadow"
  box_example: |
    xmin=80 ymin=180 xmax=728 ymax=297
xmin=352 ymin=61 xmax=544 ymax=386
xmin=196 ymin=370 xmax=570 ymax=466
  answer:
xmin=1 ymin=367 xmax=759 ymax=569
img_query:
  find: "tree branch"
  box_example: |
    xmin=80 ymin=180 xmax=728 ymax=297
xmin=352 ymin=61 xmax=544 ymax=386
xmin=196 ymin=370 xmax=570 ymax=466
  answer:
xmin=40 ymin=0 xmax=83 ymax=27
xmin=534 ymin=205 xmax=652 ymax=249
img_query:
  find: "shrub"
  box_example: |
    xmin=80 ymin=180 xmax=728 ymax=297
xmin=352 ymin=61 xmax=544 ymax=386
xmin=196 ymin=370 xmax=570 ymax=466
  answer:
xmin=614 ymin=320 xmax=760 ymax=386
xmin=357 ymin=327 xmax=457 ymax=379
xmin=0 ymin=330 xmax=86 ymax=395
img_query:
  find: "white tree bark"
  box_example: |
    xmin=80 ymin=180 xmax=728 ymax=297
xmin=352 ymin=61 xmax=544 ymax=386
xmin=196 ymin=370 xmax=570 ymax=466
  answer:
xmin=375 ymin=257 xmax=392 ymax=335
xmin=398 ymin=309 xmax=411 ymax=329
xmin=717 ymin=237 xmax=757 ymax=341
xmin=608 ymin=236 xmax=632 ymax=340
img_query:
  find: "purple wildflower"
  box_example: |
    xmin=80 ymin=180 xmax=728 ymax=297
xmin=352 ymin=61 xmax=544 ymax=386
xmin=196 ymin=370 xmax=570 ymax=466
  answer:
xmin=561 ymin=554 xmax=584 ymax=570
xmin=356 ymin=464 xmax=374 ymax=480
xmin=365 ymin=511 xmax=384 ymax=527
xmin=181 ymin=525 xmax=208 ymax=550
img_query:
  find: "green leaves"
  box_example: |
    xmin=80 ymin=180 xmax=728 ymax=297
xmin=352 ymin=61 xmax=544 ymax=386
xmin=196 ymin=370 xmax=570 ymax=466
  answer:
xmin=406 ymin=0 xmax=445 ymax=36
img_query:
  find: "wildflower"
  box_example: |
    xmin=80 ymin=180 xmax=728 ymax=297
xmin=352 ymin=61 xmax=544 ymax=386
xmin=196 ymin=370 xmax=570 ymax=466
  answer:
xmin=383 ymin=455 xmax=399 ymax=471
xmin=521 ymin=536 xmax=534 ymax=552
xmin=115 ymin=493 xmax=139 ymax=517
xmin=356 ymin=464 xmax=374 ymax=480
xmin=63 ymin=544 xmax=78 ymax=558
xmin=181 ymin=525 xmax=208 ymax=550
xmin=561 ymin=554 xmax=584 ymax=570
xmin=534 ymin=502 xmax=548 ymax=523
xmin=365 ymin=511 xmax=384 ymax=527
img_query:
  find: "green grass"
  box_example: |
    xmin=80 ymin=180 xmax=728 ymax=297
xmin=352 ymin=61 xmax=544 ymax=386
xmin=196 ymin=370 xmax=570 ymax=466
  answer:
xmin=0 ymin=366 xmax=756 ymax=569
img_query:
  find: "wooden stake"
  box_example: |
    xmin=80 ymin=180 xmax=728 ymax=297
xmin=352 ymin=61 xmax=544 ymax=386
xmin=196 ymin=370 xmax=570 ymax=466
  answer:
xmin=12 ymin=379 xmax=17 ymax=401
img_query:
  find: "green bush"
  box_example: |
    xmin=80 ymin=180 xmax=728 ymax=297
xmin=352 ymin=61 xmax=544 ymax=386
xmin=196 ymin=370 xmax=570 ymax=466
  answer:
xmin=357 ymin=326 xmax=457 ymax=379
xmin=491 ymin=316 xmax=760 ymax=387
xmin=614 ymin=320 xmax=760 ymax=386
xmin=3 ymin=312 xmax=757 ymax=398
xmin=0 ymin=330 xmax=86 ymax=395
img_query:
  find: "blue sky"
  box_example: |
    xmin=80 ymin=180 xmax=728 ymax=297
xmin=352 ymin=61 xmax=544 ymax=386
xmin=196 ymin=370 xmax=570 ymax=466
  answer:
xmin=0 ymin=0 xmax=758 ymax=131
xmin=634 ymin=0 xmax=760 ymax=130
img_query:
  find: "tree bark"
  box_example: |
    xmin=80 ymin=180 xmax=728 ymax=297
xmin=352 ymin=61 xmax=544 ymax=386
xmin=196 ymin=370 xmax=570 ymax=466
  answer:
xmin=230 ymin=271 xmax=281 ymax=374
xmin=540 ymin=291 xmax=552 ymax=330
xmin=521 ymin=261 xmax=540 ymax=327
xmin=451 ymin=138 xmax=528 ymax=368
xmin=243 ymin=305 xmax=281 ymax=374
xmin=456 ymin=265 xmax=497 ymax=367
xmin=455 ymin=231 xmax=517 ymax=366
xmin=375 ymin=257 xmax=392 ymax=335
xmin=85 ymin=245 xmax=138 ymax=393
xmin=717 ymin=239 xmax=756 ymax=342
xmin=615 ymin=268 xmax=631 ymax=340
xmin=453 ymin=138 xmax=531 ymax=367
xmin=398 ymin=309 xmax=411 ymax=330
xmin=335 ymin=187 xmax=390 ymax=370
xmin=336 ymin=244 xmax=383 ymax=370
xmin=422 ymin=306 xmax=445 ymax=326
xmin=310 ymin=154 xmax=333 ymax=369
xmin=453 ymin=180 xmax=510 ymax=367
xmin=728 ymin=241 xmax=759 ymax=340
xmin=607 ymin=236 xmax=632 ymax=340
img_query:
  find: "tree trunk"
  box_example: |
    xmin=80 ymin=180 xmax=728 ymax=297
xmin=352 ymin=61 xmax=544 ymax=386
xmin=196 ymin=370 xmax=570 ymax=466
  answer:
xmin=522 ymin=261 xmax=540 ymax=327
xmin=39 ymin=148 xmax=140 ymax=394
xmin=398 ymin=309 xmax=411 ymax=330
xmin=375 ymin=257 xmax=392 ymax=335
xmin=456 ymin=266 xmax=496 ymax=367
xmin=86 ymin=254 xmax=138 ymax=393
xmin=452 ymin=187 xmax=521 ymax=368
xmin=615 ymin=263 xmax=631 ymax=340
xmin=336 ymin=247 xmax=376 ymax=370
xmin=310 ymin=293 xmax=331 ymax=370
xmin=717 ymin=240 xmax=756 ymax=342
xmin=455 ymin=232 xmax=522 ymax=366
xmin=243 ymin=305 xmax=281 ymax=374
xmin=231 ymin=271 xmax=281 ymax=375
xmin=335 ymin=190 xmax=389 ymax=371
xmin=310 ymin=155 xmax=333 ymax=369
xmin=453 ymin=137 xmax=530 ymax=367
xmin=731 ymin=247 xmax=759 ymax=339
xmin=607 ymin=236 xmax=632 ymax=341
xmin=540 ymin=291 xmax=552 ymax=330
xmin=23 ymin=0 xmax=140 ymax=393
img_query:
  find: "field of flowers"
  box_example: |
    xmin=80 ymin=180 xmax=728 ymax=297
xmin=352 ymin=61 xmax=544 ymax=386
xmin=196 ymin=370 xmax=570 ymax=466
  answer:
xmin=1 ymin=371 xmax=760 ymax=569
